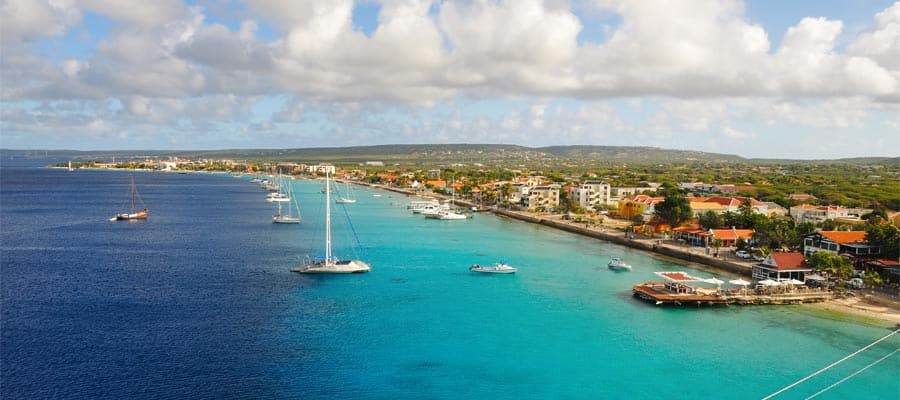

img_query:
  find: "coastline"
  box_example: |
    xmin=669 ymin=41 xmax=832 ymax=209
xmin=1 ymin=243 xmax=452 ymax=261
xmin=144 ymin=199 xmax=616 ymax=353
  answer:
xmin=357 ymin=180 xmax=900 ymax=327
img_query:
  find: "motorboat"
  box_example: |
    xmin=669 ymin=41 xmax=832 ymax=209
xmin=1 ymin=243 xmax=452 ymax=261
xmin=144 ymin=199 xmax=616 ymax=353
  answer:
xmin=469 ymin=262 xmax=517 ymax=274
xmin=607 ymin=258 xmax=632 ymax=271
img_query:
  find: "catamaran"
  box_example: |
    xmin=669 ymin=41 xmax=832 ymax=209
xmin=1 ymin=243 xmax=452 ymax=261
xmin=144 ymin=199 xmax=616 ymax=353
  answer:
xmin=291 ymin=171 xmax=370 ymax=274
xmin=110 ymin=177 xmax=148 ymax=221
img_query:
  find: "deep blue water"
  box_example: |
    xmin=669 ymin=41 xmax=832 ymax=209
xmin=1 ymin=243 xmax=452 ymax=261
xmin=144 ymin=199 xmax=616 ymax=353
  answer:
xmin=2 ymin=162 xmax=898 ymax=399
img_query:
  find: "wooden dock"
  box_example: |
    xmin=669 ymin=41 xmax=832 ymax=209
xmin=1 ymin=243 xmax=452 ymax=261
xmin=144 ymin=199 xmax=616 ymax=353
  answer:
xmin=633 ymin=282 xmax=834 ymax=307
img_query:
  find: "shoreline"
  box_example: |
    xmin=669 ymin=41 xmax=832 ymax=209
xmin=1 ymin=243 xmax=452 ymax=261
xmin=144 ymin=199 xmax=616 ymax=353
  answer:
xmin=357 ymin=181 xmax=900 ymax=327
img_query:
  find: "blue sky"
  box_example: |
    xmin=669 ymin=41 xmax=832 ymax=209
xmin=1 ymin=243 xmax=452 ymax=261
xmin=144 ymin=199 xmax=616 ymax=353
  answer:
xmin=2 ymin=0 xmax=899 ymax=159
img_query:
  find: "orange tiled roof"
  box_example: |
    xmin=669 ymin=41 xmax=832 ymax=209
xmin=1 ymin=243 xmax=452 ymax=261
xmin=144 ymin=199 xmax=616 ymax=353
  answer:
xmin=819 ymin=231 xmax=867 ymax=244
xmin=709 ymin=229 xmax=754 ymax=240
xmin=704 ymin=196 xmax=763 ymax=207
xmin=767 ymin=252 xmax=807 ymax=270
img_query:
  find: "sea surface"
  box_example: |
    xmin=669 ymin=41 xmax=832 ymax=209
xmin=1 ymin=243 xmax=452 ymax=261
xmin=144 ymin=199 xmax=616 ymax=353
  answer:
xmin=2 ymin=160 xmax=898 ymax=399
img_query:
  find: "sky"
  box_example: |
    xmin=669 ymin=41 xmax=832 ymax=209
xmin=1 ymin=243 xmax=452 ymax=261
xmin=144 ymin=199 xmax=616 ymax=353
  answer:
xmin=1 ymin=0 xmax=899 ymax=159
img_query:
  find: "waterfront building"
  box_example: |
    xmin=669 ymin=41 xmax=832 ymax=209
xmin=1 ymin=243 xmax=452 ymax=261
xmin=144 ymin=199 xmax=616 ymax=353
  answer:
xmin=751 ymin=252 xmax=812 ymax=281
xmin=802 ymin=231 xmax=879 ymax=258
xmin=526 ymin=185 xmax=560 ymax=212
xmin=574 ymin=181 xmax=611 ymax=210
xmin=672 ymin=227 xmax=754 ymax=247
xmin=618 ymin=195 xmax=665 ymax=219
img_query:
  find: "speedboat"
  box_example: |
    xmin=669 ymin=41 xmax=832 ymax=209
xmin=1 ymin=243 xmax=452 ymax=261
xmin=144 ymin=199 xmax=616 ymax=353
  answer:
xmin=469 ymin=262 xmax=517 ymax=274
xmin=607 ymin=258 xmax=632 ymax=271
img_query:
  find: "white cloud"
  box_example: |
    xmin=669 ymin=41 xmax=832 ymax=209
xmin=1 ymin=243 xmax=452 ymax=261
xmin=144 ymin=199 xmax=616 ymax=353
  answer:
xmin=79 ymin=0 xmax=187 ymax=29
xmin=0 ymin=0 xmax=80 ymax=40
xmin=722 ymin=126 xmax=754 ymax=140
xmin=2 ymin=0 xmax=900 ymax=157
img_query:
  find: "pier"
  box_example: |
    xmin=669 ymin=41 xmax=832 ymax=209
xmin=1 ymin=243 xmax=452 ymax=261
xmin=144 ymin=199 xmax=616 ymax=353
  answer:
xmin=633 ymin=281 xmax=835 ymax=307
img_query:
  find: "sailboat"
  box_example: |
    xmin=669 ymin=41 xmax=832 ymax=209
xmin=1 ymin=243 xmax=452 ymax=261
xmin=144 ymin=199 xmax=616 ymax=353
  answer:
xmin=110 ymin=177 xmax=148 ymax=221
xmin=67 ymin=160 xmax=74 ymax=172
xmin=273 ymin=179 xmax=302 ymax=224
xmin=334 ymin=180 xmax=356 ymax=204
xmin=291 ymin=171 xmax=370 ymax=274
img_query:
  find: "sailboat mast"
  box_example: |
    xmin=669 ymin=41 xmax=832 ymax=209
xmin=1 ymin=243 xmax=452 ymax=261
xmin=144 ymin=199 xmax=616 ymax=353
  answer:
xmin=325 ymin=170 xmax=332 ymax=262
xmin=130 ymin=178 xmax=136 ymax=213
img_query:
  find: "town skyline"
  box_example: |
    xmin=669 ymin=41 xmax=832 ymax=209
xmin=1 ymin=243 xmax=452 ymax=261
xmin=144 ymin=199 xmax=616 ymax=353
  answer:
xmin=2 ymin=1 xmax=899 ymax=159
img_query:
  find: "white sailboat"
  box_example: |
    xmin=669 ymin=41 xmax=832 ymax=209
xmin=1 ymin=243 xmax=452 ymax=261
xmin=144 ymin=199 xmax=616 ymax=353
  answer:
xmin=273 ymin=180 xmax=301 ymax=224
xmin=291 ymin=171 xmax=370 ymax=274
xmin=67 ymin=160 xmax=74 ymax=172
xmin=334 ymin=180 xmax=356 ymax=204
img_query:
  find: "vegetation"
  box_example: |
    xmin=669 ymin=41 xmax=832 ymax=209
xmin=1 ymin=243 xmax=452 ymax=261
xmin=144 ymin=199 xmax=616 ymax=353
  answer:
xmin=653 ymin=186 xmax=694 ymax=227
xmin=806 ymin=252 xmax=854 ymax=280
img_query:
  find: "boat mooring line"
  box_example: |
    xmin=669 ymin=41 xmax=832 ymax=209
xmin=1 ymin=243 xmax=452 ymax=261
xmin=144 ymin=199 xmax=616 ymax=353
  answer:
xmin=761 ymin=328 xmax=899 ymax=400
xmin=803 ymin=347 xmax=899 ymax=400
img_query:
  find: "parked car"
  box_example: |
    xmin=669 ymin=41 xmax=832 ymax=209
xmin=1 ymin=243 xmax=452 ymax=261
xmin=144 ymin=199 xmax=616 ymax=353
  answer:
xmin=735 ymin=250 xmax=751 ymax=259
xmin=752 ymin=253 xmax=765 ymax=261
xmin=849 ymin=278 xmax=864 ymax=289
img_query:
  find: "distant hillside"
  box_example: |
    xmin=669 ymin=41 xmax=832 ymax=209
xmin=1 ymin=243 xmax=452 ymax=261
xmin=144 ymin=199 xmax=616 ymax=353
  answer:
xmin=2 ymin=145 xmax=896 ymax=165
xmin=536 ymin=145 xmax=745 ymax=163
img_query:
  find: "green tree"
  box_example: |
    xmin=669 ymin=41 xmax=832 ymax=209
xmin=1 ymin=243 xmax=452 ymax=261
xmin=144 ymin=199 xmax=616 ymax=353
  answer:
xmin=753 ymin=217 xmax=800 ymax=250
xmin=820 ymin=219 xmax=838 ymax=231
xmin=806 ymin=252 xmax=854 ymax=279
xmin=722 ymin=211 xmax=743 ymax=228
xmin=699 ymin=211 xmax=723 ymax=229
xmin=654 ymin=189 xmax=693 ymax=227
xmin=863 ymin=271 xmax=883 ymax=288
xmin=864 ymin=221 xmax=900 ymax=259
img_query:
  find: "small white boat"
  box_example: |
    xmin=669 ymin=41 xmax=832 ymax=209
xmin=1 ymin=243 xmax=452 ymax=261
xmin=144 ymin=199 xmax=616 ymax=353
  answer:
xmin=266 ymin=192 xmax=290 ymax=202
xmin=607 ymin=258 xmax=632 ymax=271
xmin=437 ymin=210 xmax=468 ymax=220
xmin=469 ymin=262 xmax=517 ymax=274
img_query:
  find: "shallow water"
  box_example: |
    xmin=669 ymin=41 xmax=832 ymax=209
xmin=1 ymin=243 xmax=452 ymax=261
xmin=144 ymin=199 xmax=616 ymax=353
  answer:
xmin=2 ymin=163 xmax=897 ymax=399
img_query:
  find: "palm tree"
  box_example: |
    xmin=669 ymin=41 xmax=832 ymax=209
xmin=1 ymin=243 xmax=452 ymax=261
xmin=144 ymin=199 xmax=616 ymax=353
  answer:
xmin=500 ymin=183 xmax=514 ymax=208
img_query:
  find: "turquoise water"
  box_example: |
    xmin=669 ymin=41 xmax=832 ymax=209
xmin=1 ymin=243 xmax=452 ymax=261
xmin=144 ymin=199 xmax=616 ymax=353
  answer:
xmin=2 ymin=166 xmax=897 ymax=399
xmin=274 ymin=179 xmax=899 ymax=399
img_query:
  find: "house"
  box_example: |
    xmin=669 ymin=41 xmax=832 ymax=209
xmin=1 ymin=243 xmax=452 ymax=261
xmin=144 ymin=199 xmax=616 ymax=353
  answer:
xmin=426 ymin=180 xmax=447 ymax=189
xmin=610 ymin=186 xmax=658 ymax=202
xmin=762 ymin=202 xmax=788 ymax=217
xmin=702 ymin=196 xmax=767 ymax=214
xmin=788 ymin=193 xmax=817 ymax=202
xmin=802 ymin=231 xmax=879 ymax=258
xmin=618 ymin=195 xmax=665 ymax=219
xmin=709 ymin=228 xmax=754 ymax=247
xmin=526 ymin=185 xmax=560 ymax=212
xmin=688 ymin=199 xmax=726 ymax=217
xmin=672 ymin=226 xmax=710 ymax=246
xmin=751 ymin=252 xmax=812 ymax=281
xmin=790 ymin=204 xmax=849 ymax=223
xmin=671 ymin=227 xmax=754 ymax=247
xmin=306 ymin=164 xmax=336 ymax=174
xmin=573 ymin=181 xmax=611 ymax=210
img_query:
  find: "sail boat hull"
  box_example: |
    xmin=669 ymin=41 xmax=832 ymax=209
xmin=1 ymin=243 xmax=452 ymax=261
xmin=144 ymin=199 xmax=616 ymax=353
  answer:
xmin=112 ymin=210 xmax=149 ymax=221
xmin=273 ymin=215 xmax=301 ymax=224
xmin=291 ymin=260 xmax=371 ymax=273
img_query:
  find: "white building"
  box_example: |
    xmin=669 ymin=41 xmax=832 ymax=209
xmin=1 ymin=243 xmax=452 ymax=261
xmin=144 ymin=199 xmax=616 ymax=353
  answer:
xmin=526 ymin=185 xmax=560 ymax=212
xmin=574 ymin=181 xmax=611 ymax=210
